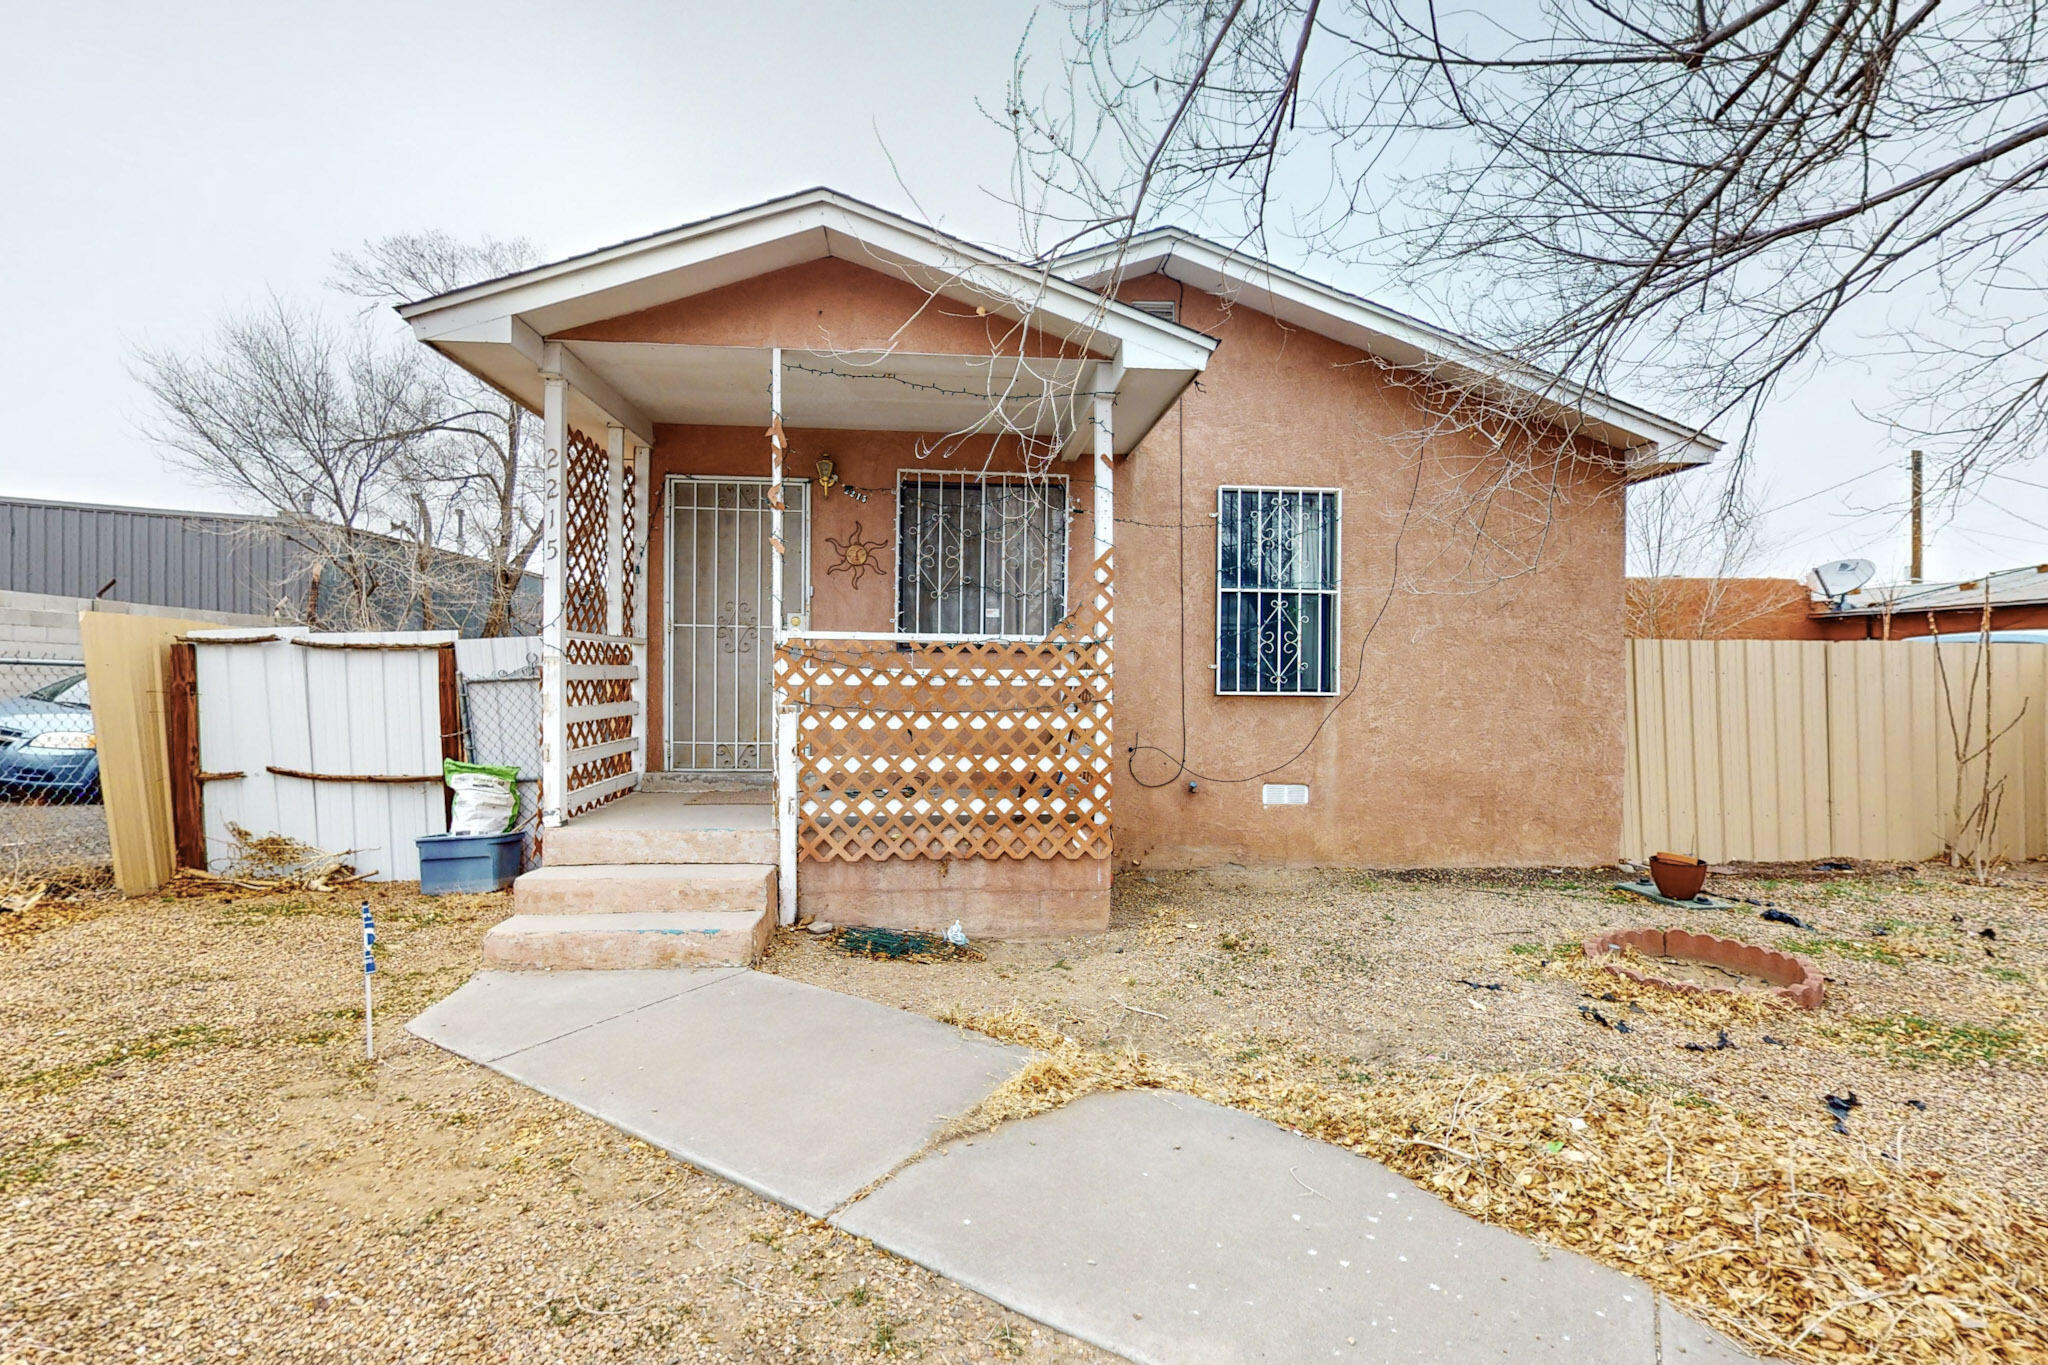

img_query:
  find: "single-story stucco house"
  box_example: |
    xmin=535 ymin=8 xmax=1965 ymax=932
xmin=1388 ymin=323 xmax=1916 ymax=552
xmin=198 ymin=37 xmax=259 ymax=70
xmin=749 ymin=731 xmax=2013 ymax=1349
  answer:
xmin=398 ymin=188 xmax=1717 ymax=962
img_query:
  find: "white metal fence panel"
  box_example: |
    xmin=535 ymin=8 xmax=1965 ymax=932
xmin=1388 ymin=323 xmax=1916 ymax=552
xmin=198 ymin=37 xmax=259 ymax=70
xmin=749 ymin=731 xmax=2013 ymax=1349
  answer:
xmin=193 ymin=628 xmax=455 ymax=880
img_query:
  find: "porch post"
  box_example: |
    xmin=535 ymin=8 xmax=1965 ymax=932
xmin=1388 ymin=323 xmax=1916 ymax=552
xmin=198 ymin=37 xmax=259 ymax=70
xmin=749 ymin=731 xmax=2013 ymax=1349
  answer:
xmin=1092 ymin=370 xmax=1116 ymax=570
xmin=603 ymin=424 xmax=626 ymax=637
xmin=630 ymin=440 xmax=652 ymax=784
xmin=1093 ymin=364 xmax=1117 ymax=852
xmin=769 ymin=347 xmax=797 ymax=925
xmin=539 ymin=372 xmax=569 ymax=829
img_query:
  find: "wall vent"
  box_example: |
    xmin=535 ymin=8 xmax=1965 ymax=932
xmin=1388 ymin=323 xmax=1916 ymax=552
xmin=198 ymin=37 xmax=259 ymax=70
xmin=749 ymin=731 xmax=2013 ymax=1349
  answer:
xmin=1262 ymin=783 xmax=1309 ymax=806
xmin=1129 ymin=298 xmax=1179 ymax=324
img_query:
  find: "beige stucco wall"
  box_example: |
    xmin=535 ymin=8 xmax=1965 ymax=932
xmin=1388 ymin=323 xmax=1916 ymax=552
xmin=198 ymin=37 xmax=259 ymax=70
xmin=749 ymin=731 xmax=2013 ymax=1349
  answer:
xmin=579 ymin=256 xmax=1631 ymax=869
xmin=1108 ymin=276 xmax=1628 ymax=868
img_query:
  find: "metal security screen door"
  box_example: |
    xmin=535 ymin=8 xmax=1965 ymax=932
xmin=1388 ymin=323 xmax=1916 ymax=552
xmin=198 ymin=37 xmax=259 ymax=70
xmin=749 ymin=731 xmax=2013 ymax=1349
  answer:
xmin=666 ymin=478 xmax=810 ymax=771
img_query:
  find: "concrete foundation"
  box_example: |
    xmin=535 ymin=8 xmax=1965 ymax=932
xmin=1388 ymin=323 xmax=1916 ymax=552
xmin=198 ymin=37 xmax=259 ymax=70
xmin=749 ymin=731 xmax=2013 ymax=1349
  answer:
xmin=796 ymin=856 xmax=1109 ymax=939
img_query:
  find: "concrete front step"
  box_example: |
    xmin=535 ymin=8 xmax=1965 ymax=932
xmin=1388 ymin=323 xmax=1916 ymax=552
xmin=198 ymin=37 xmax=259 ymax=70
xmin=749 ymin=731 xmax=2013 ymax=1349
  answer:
xmin=482 ymin=910 xmax=772 ymax=970
xmin=640 ymin=771 xmax=773 ymax=798
xmin=512 ymin=862 xmax=777 ymax=916
xmin=547 ymin=796 xmax=776 ymax=866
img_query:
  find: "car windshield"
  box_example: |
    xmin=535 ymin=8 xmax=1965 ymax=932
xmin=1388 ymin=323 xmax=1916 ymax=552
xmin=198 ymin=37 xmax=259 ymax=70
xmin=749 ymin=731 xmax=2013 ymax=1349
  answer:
xmin=23 ymin=674 xmax=90 ymax=707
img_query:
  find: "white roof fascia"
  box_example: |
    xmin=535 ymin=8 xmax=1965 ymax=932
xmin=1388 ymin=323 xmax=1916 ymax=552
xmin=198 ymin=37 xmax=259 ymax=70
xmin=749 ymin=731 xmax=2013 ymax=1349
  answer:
xmin=400 ymin=189 xmax=1217 ymax=378
xmin=1056 ymin=229 xmax=1719 ymax=476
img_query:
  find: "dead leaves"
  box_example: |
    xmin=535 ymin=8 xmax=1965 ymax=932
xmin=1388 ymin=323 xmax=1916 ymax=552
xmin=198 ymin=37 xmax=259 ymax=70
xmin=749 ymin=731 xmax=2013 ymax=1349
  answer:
xmin=942 ymin=1008 xmax=2048 ymax=1363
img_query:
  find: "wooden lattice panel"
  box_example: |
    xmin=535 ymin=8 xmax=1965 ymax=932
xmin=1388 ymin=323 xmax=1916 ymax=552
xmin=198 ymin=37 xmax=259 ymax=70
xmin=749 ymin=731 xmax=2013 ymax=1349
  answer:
xmin=773 ymin=551 xmax=1114 ymax=862
xmin=558 ymin=427 xmax=637 ymax=809
xmin=562 ymin=427 xmax=607 ymax=635
xmin=622 ymin=450 xmax=640 ymax=632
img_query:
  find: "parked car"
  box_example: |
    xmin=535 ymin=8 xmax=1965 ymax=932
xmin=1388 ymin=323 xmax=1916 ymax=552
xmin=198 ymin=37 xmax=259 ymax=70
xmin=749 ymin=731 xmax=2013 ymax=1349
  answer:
xmin=0 ymin=672 xmax=98 ymax=801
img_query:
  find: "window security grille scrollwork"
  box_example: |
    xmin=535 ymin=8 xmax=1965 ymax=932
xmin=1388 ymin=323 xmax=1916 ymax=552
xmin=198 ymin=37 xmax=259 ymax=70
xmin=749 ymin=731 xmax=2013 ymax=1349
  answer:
xmin=897 ymin=474 xmax=1068 ymax=636
xmin=1216 ymin=487 xmax=1340 ymax=695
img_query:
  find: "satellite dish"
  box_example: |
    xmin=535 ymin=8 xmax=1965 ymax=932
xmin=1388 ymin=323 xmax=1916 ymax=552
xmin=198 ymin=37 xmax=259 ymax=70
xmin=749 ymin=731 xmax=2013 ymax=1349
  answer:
xmin=1807 ymin=559 xmax=1878 ymax=599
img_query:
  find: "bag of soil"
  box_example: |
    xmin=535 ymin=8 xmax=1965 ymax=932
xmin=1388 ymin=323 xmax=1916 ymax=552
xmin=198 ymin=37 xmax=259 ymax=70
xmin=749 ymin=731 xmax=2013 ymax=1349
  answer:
xmin=443 ymin=759 xmax=520 ymax=835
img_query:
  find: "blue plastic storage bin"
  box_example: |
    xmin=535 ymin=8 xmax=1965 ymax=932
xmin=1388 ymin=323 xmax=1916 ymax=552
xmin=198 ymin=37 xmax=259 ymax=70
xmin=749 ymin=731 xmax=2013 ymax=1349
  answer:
xmin=416 ymin=830 xmax=524 ymax=894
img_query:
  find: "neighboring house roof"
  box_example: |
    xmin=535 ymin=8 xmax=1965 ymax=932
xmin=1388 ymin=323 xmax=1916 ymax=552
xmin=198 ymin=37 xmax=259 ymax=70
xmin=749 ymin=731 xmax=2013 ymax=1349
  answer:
xmin=1827 ymin=563 xmax=2048 ymax=617
xmin=398 ymin=188 xmax=1220 ymax=456
xmin=1054 ymin=227 xmax=1720 ymax=481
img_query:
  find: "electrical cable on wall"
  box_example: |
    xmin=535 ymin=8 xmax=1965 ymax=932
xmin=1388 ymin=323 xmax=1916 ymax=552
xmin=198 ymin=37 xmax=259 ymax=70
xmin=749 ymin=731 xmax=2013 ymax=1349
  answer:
xmin=1124 ymin=363 xmax=1428 ymax=789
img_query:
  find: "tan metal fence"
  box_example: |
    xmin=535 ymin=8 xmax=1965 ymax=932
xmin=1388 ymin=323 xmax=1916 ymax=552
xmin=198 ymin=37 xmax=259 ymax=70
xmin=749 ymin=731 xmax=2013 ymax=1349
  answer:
xmin=1623 ymin=639 xmax=2048 ymax=864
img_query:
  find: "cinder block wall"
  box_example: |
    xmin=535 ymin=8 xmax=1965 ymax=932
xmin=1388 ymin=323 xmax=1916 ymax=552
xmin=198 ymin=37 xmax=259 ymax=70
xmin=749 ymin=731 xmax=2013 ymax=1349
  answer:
xmin=0 ymin=589 xmax=271 ymax=658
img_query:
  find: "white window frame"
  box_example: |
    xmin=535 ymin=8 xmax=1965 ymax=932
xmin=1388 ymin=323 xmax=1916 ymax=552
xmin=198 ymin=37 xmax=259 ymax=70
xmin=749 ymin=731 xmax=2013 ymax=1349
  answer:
xmin=1214 ymin=485 xmax=1342 ymax=697
xmin=894 ymin=469 xmax=1071 ymax=640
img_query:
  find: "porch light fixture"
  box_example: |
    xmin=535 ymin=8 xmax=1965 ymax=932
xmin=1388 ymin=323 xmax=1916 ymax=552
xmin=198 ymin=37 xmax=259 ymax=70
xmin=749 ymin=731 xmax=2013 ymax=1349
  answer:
xmin=816 ymin=456 xmax=839 ymax=498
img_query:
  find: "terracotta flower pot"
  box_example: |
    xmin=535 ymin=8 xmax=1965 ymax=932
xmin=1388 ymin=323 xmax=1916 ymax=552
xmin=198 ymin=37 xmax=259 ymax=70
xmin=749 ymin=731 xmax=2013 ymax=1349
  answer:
xmin=1649 ymin=851 xmax=1709 ymax=901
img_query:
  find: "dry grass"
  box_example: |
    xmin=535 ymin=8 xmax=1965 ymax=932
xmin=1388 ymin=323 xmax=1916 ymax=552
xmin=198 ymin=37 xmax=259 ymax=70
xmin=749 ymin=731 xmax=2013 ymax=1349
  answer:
xmin=0 ymin=882 xmax=1108 ymax=1363
xmin=939 ymin=1008 xmax=2048 ymax=1362
xmin=772 ymin=861 xmax=2048 ymax=1363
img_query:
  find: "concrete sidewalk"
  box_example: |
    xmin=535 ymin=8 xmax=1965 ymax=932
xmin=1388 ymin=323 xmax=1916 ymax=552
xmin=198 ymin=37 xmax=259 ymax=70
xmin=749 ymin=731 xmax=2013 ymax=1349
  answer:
xmin=411 ymin=970 xmax=1756 ymax=1364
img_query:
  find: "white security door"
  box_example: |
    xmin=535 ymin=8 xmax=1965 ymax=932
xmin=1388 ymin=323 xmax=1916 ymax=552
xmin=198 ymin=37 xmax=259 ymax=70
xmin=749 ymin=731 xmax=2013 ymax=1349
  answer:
xmin=666 ymin=478 xmax=809 ymax=771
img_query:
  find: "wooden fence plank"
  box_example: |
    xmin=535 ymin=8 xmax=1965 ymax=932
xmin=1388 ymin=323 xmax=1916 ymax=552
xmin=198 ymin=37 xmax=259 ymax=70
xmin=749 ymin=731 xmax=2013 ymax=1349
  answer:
xmin=164 ymin=641 xmax=204 ymax=871
xmin=80 ymin=611 xmax=223 ymax=894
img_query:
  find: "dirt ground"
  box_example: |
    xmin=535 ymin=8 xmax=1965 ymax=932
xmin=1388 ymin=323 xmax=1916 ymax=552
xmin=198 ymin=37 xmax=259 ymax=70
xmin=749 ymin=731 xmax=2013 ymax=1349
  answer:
xmin=772 ymin=862 xmax=2048 ymax=1206
xmin=769 ymin=861 xmax=2048 ymax=1361
xmin=0 ymin=882 xmax=1109 ymax=1364
xmin=0 ymin=800 xmax=110 ymax=872
xmin=5 ymin=861 xmax=2044 ymax=1363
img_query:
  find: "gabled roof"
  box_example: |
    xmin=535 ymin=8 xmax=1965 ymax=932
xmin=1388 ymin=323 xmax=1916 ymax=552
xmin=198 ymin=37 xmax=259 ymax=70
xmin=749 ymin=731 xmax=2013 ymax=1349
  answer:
xmin=1055 ymin=227 xmax=1720 ymax=480
xmin=399 ymin=189 xmax=1218 ymax=452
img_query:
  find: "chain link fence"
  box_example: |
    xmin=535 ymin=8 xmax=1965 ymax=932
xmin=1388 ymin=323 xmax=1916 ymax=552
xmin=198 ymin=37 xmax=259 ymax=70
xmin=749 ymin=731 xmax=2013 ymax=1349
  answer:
xmin=0 ymin=655 xmax=109 ymax=876
xmin=457 ymin=659 xmax=543 ymax=871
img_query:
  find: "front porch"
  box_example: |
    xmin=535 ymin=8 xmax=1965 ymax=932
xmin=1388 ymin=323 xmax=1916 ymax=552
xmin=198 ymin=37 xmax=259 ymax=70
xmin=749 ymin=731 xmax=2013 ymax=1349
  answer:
xmin=399 ymin=192 xmax=1216 ymax=961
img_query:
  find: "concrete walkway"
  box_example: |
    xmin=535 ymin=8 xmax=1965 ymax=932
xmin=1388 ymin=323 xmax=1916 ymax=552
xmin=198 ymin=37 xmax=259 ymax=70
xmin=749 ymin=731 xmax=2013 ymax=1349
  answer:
xmin=411 ymin=970 xmax=1757 ymax=1364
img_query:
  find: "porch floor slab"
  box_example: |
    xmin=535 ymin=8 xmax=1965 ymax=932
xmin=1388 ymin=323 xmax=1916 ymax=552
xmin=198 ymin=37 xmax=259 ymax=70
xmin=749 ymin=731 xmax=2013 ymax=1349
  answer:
xmin=409 ymin=969 xmax=1026 ymax=1217
xmin=559 ymin=792 xmax=774 ymax=830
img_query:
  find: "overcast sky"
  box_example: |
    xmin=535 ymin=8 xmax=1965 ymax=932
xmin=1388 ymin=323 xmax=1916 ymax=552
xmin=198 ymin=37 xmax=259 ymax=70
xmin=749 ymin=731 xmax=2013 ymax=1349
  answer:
xmin=4 ymin=0 xmax=2041 ymax=586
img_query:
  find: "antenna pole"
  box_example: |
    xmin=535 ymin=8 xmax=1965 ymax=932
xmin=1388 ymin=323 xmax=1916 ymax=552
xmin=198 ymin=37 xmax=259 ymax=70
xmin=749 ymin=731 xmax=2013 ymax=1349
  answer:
xmin=1909 ymin=450 xmax=1924 ymax=583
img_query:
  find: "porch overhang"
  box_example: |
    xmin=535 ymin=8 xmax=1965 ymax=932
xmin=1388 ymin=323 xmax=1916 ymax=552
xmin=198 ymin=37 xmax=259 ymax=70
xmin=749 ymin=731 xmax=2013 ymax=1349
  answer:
xmin=398 ymin=189 xmax=1217 ymax=452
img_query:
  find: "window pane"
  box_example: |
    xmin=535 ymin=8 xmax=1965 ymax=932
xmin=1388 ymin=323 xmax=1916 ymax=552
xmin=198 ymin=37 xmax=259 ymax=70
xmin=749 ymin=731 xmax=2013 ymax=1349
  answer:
xmin=897 ymin=477 xmax=1067 ymax=634
xmin=1216 ymin=488 xmax=1338 ymax=693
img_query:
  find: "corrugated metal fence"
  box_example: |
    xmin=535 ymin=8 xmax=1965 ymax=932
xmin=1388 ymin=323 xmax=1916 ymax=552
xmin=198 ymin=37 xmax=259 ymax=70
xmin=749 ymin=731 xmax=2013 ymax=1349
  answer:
xmin=3 ymin=497 xmax=292 ymax=616
xmin=1623 ymin=639 xmax=2048 ymax=863
xmin=194 ymin=629 xmax=456 ymax=881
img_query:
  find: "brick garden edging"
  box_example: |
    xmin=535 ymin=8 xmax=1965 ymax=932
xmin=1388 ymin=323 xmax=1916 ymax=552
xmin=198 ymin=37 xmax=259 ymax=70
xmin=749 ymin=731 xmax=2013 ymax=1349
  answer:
xmin=1583 ymin=927 xmax=1826 ymax=1010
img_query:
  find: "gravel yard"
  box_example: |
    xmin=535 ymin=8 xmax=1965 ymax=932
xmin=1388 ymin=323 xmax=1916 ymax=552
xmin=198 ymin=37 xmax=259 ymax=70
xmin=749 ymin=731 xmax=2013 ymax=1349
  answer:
xmin=0 ymin=800 xmax=109 ymax=873
xmin=6 ymin=860 xmax=2043 ymax=1363
xmin=773 ymin=862 xmax=2048 ymax=1204
xmin=0 ymin=883 xmax=1108 ymax=1363
xmin=772 ymin=861 xmax=2048 ymax=1361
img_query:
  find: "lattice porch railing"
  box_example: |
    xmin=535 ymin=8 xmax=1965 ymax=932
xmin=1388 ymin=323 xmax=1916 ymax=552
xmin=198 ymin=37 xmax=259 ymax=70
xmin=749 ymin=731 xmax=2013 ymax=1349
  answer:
xmin=560 ymin=426 xmax=638 ymax=817
xmin=772 ymin=552 xmax=1113 ymax=861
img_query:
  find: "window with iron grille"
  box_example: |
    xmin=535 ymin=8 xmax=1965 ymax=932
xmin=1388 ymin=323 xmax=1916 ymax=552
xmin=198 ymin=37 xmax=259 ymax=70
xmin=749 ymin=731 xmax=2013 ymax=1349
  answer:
xmin=897 ymin=473 xmax=1068 ymax=635
xmin=1216 ymin=487 xmax=1340 ymax=694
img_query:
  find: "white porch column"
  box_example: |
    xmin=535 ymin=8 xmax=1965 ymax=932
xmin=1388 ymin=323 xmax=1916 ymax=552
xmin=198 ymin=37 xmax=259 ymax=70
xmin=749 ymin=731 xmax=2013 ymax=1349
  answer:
xmin=1093 ymin=364 xmax=1117 ymax=851
xmin=630 ymin=440 xmax=652 ymax=784
xmin=539 ymin=372 xmax=569 ymax=829
xmin=1092 ymin=372 xmax=1116 ymax=570
xmin=603 ymin=424 xmax=626 ymax=637
xmin=768 ymin=347 xmax=797 ymax=925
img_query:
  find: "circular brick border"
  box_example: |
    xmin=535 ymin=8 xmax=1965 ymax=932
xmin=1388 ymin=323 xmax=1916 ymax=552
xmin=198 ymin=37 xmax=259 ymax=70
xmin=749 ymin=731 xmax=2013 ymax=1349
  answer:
xmin=1582 ymin=927 xmax=1826 ymax=1010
